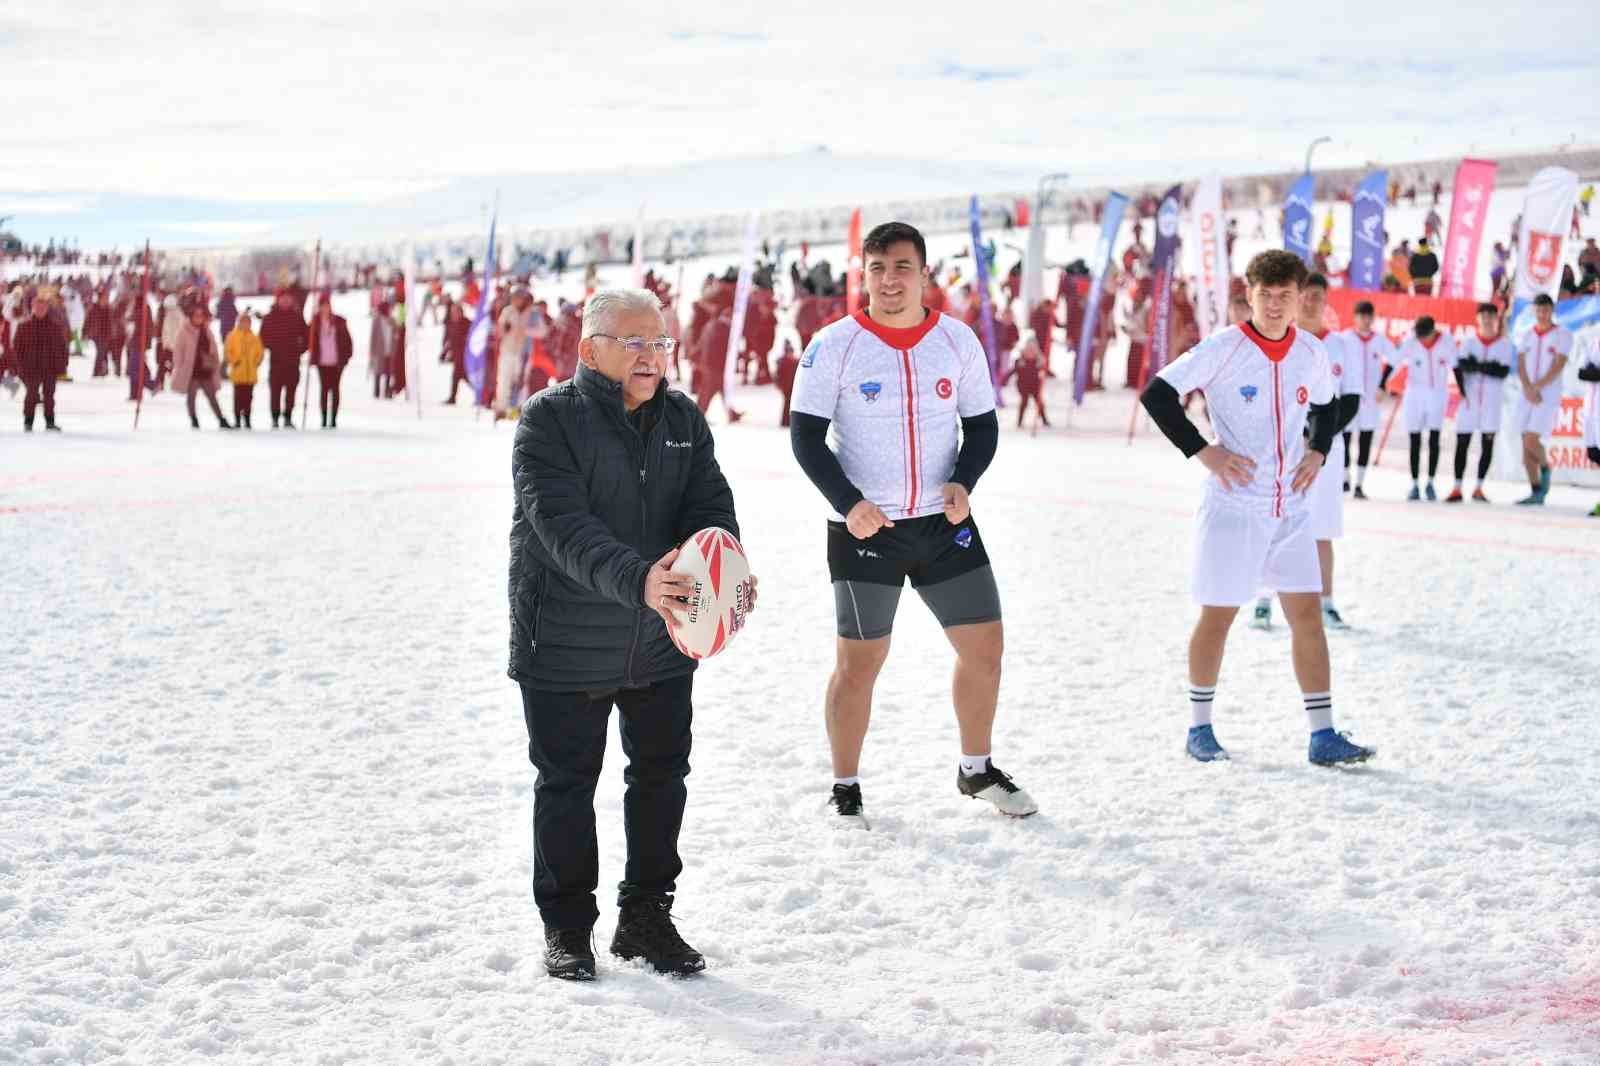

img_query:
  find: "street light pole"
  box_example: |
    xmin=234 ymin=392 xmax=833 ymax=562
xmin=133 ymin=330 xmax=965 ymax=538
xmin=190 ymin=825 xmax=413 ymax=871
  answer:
xmin=1304 ymin=136 xmax=1331 ymax=175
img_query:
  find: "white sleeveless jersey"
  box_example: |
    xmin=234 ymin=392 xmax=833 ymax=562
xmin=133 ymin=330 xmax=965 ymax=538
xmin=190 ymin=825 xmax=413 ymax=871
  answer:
xmin=790 ymin=309 xmax=996 ymax=520
xmin=1157 ymin=322 xmax=1334 ymax=517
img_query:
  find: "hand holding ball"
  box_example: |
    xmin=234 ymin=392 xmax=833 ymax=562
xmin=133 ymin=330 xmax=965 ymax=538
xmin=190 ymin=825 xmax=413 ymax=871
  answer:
xmin=653 ymin=528 xmax=754 ymax=660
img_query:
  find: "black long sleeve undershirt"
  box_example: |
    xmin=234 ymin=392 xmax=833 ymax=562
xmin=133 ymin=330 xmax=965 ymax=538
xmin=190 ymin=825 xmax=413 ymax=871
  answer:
xmin=1139 ymin=377 xmax=1209 ymax=458
xmin=790 ymin=409 xmax=1001 ymax=516
xmin=1309 ymin=393 xmax=1361 ymax=452
xmin=790 ymin=412 xmax=866 ymax=517
xmin=951 ymin=411 xmax=998 ymax=493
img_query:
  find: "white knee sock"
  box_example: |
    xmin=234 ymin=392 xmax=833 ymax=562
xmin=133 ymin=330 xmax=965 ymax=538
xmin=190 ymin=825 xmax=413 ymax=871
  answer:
xmin=1304 ymin=691 xmax=1333 ymax=733
xmin=1190 ymin=685 xmax=1215 ymax=727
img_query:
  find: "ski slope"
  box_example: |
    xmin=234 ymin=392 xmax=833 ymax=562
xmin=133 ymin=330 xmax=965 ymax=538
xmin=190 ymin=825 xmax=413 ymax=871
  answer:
xmin=3 ymin=290 xmax=1598 ymax=1066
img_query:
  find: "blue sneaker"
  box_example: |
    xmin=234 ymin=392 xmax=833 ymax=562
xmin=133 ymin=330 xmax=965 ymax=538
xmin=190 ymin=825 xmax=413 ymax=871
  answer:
xmin=1515 ymin=489 xmax=1546 ymax=506
xmin=1187 ymin=724 xmax=1229 ymax=762
xmin=1308 ymin=728 xmax=1376 ymax=766
xmin=1406 ymin=484 xmax=1421 ymax=501
xmin=1424 ymin=481 xmax=1438 ymax=501
xmin=1538 ymin=466 xmax=1552 ymax=496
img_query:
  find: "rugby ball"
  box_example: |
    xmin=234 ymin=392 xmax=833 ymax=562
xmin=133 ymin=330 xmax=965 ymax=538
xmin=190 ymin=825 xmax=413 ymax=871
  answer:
xmin=665 ymin=527 xmax=753 ymax=660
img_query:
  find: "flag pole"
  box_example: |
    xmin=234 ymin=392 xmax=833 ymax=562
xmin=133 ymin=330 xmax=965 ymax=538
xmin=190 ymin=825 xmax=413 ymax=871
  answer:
xmin=300 ymin=238 xmax=321 ymax=430
xmin=132 ymin=240 xmax=151 ymax=430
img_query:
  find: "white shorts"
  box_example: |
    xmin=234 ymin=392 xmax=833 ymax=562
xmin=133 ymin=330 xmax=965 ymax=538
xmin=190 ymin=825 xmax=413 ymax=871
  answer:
xmin=1192 ymin=499 xmax=1321 ymax=607
xmin=1402 ymin=388 xmax=1448 ymax=433
xmin=1512 ymin=395 xmax=1559 ymax=437
xmin=1354 ymin=392 xmax=1383 ymax=432
xmin=1308 ymin=437 xmax=1345 ymax=540
xmin=1454 ymin=380 xmax=1504 ymax=435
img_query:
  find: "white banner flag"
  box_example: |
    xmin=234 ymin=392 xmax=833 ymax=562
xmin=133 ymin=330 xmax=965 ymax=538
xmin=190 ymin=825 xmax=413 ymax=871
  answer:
xmin=1513 ymin=166 xmax=1578 ymax=303
xmin=1191 ymin=172 xmax=1228 ymax=338
xmin=632 ymin=203 xmax=646 ymax=288
xmin=724 ymin=210 xmax=760 ymax=409
xmin=1021 ymin=199 xmax=1046 ymax=315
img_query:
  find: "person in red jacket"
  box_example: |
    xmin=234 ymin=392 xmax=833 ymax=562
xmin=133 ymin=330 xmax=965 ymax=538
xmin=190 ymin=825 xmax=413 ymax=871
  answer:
xmin=775 ymin=339 xmax=799 ymax=427
xmin=794 ymin=290 xmax=825 ymax=351
xmin=306 ymin=293 xmax=353 ymax=429
xmin=441 ymin=300 xmax=472 ymax=403
xmin=1028 ymin=298 xmax=1056 ymax=376
xmin=15 ymin=295 xmax=69 ymax=431
xmin=1003 ymin=331 xmax=1048 ymax=428
xmin=742 ymin=287 xmax=777 ymax=384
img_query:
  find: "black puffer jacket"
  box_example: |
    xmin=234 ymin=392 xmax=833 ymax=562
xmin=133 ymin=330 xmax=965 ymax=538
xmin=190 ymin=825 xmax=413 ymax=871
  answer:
xmin=509 ymin=363 xmax=739 ymax=691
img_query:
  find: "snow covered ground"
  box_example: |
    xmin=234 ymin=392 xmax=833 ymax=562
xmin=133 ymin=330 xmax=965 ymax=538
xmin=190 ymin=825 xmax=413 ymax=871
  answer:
xmin=4 ymin=290 xmax=1599 ymax=1066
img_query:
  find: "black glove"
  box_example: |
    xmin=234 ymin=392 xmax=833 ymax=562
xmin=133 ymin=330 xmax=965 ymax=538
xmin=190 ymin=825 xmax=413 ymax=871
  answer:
xmin=1578 ymin=365 xmax=1600 ymax=383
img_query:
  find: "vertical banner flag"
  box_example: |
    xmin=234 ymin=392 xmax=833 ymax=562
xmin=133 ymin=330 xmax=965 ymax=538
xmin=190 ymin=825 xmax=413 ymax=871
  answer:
xmin=724 ymin=210 xmax=760 ymax=407
xmin=1513 ymin=166 xmax=1579 ymax=304
xmin=1349 ymin=170 xmax=1389 ymax=291
xmin=1074 ymin=192 xmax=1128 ymax=403
xmin=846 ymin=208 xmax=863 ymax=314
xmin=1192 ymin=172 xmax=1227 ymax=339
xmin=632 ymin=203 xmax=646 ymax=288
xmin=1145 ymin=183 xmax=1184 ymax=383
xmin=300 ymin=239 xmax=321 ymax=429
xmin=1021 ymin=188 xmax=1050 ymax=315
xmin=465 ymin=209 xmax=498 ymax=397
xmin=1441 ymin=158 xmax=1497 ymax=300
xmin=968 ymin=195 xmax=1001 ymax=401
xmin=1283 ymin=173 xmax=1315 ymax=265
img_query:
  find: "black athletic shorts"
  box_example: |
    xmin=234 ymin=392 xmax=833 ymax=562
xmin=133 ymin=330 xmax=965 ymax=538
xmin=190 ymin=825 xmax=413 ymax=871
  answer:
xmin=826 ymin=514 xmax=1002 ymax=640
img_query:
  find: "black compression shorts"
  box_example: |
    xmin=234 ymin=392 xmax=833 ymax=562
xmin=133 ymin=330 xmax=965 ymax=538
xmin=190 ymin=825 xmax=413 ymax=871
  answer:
xmin=826 ymin=514 xmax=1001 ymax=639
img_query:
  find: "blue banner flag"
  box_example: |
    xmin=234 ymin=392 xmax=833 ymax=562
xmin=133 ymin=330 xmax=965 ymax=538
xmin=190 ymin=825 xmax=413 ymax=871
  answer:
xmin=968 ymin=195 xmax=1000 ymax=402
xmin=1074 ymin=192 xmax=1128 ymax=404
xmin=1145 ymin=184 xmax=1184 ymax=383
xmin=1282 ymin=174 xmax=1315 ymax=265
xmin=1349 ymin=170 xmax=1388 ymax=291
xmin=465 ymin=212 xmax=498 ymax=400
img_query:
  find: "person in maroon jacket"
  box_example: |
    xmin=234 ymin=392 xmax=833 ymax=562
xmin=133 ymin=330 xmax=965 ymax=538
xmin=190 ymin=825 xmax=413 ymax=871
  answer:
xmin=306 ymin=293 xmax=353 ymax=429
xmin=441 ymin=300 xmax=472 ymax=403
xmin=794 ymin=290 xmax=825 ymax=351
xmin=1028 ymin=298 xmax=1056 ymax=377
xmin=83 ymin=290 xmax=120 ymax=377
xmin=775 ymin=339 xmax=799 ymax=427
xmin=259 ymin=290 xmax=309 ymax=428
xmin=1002 ymin=332 xmax=1048 ymax=428
xmin=15 ymin=295 xmax=69 ymax=431
xmin=742 ymin=287 xmax=777 ymax=384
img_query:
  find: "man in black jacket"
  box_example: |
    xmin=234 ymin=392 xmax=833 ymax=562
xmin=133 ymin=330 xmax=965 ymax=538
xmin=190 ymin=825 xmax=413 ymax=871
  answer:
xmin=15 ymin=295 xmax=68 ymax=431
xmin=1408 ymin=237 xmax=1440 ymax=296
xmin=509 ymin=287 xmax=751 ymax=981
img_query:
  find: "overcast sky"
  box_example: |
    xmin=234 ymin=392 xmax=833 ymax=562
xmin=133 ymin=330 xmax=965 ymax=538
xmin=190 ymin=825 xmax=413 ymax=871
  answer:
xmin=1 ymin=0 xmax=1594 ymax=247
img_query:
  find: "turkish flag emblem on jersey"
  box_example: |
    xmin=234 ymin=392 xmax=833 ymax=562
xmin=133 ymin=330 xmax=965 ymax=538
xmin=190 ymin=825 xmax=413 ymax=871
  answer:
xmin=1525 ymin=231 xmax=1562 ymax=286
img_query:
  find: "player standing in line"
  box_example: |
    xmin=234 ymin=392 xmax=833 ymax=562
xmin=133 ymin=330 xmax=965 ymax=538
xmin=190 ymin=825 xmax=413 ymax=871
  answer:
xmin=1391 ymin=316 xmax=1458 ymax=500
xmin=1512 ymin=294 xmax=1573 ymax=506
xmin=788 ymin=221 xmax=1037 ymax=825
xmin=1342 ymin=300 xmax=1394 ymax=500
xmin=1248 ymin=274 xmax=1362 ymax=631
xmin=1578 ymin=335 xmax=1600 ymax=517
xmin=1139 ymin=251 xmax=1373 ymax=767
xmin=1447 ymin=303 xmax=1514 ymax=503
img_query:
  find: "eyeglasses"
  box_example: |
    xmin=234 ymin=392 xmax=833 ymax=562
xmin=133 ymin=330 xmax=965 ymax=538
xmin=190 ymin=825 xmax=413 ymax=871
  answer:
xmin=591 ymin=334 xmax=677 ymax=356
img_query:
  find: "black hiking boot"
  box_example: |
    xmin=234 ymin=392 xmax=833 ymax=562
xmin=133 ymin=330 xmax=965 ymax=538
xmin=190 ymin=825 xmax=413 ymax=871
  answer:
xmin=610 ymin=896 xmax=704 ymax=976
xmin=543 ymin=927 xmax=596 ymax=981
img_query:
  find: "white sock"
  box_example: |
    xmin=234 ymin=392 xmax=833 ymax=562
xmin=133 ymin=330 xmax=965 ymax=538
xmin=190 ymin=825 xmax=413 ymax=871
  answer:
xmin=959 ymin=753 xmax=990 ymax=777
xmin=1356 ymin=465 xmax=1368 ymax=487
xmin=1304 ymin=691 xmax=1333 ymax=733
xmin=1189 ymin=685 xmax=1215 ymax=727
xmin=1320 ymin=595 xmax=1335 ymax=611
xmin=834 ymin=775 xmax=859 ymax=788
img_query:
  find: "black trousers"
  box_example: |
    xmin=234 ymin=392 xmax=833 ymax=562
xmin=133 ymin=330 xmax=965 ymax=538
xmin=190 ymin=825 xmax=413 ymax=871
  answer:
xmin=520 ymin=674 xmax=693 ymax=932
xmin=22 ymin=376 xmax=56 ymax=426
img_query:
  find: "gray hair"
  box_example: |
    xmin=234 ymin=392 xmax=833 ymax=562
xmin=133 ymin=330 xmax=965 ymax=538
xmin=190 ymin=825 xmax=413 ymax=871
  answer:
xmin=581 ymin=287 xmax=663 ymax=339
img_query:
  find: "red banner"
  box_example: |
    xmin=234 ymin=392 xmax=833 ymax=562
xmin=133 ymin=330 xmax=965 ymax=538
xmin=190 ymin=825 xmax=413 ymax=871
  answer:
xmin=1440 ymin=158 xmax=1496 ymax=300
xmin=1326 ymin=288 xmax=1480 ymax=346
xmin=846 ymin=208 xmax=862 ymax=315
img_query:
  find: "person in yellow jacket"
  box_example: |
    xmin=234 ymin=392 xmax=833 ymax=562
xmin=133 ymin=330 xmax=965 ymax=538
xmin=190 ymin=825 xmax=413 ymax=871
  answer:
xmin=224 ymin=310 xmax=265 ymax=429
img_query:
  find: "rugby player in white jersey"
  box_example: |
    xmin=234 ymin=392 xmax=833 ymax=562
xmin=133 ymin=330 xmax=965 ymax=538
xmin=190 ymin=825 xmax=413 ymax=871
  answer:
xmin=1341 ymin=300 xmax=1394 ymax=500
xmin=1250 ymin=273 xmax=1362 ymax=631
xmin=1391 ymin=316 xmax=1459 ymax=500
xmin=1512 ymin=294 xmax=1573 ymax=506
xmin=789 ymin=221 xmax=1037 ymax=824
xmin=1139 ymin=251 xmax=1374 ymax=767
xmin=1448 ymin=303 xmax=1514 ymax=502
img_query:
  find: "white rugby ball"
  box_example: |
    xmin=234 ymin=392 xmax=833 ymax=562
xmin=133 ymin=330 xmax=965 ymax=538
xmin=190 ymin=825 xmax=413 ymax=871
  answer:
xmin=665 ymin=527 xmax=753 ymax=660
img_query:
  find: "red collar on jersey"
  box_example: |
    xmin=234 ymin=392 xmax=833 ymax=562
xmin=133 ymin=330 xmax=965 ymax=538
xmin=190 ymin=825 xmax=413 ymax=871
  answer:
xmin=1241 ymin=320 xmax=1295 ymax=362
xmin=853 ymin=307 xmax=941 ymax=349
xmin=1420 ymin=334 xmax=1440 ymax=350
xmin=1476 ymin=330 xmax=1499 ymax=346
xmin=1309 ymin=328 xmax=1329 ymax=340
xmin=1356 ymin=330 xmax=1374 ymax=340
xmin=1533 ymin=323 xmax=1555 ymax=337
